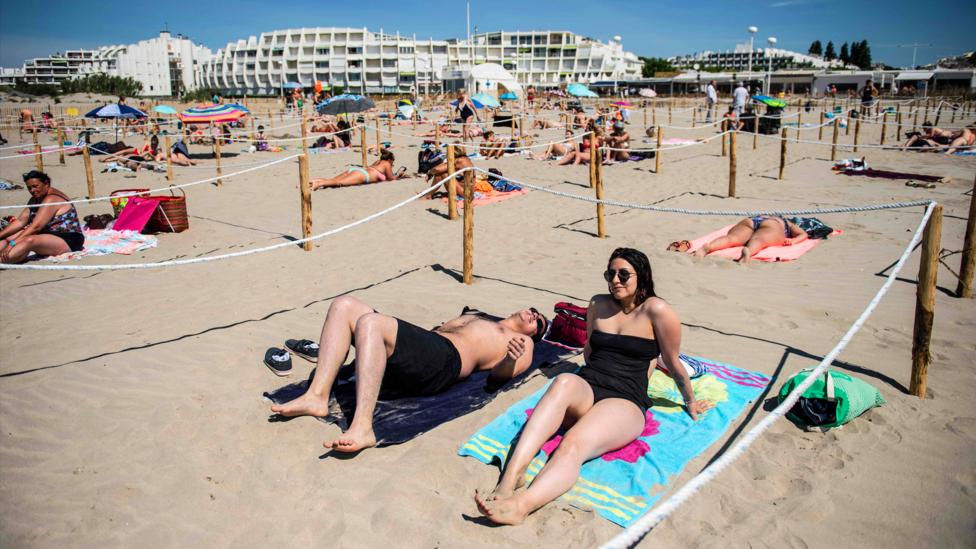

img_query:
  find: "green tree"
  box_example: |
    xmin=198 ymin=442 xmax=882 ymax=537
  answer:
xmin=839 ymin=42 xmax=850 ymax=64
xmin=808 ymin=40 xmax=823 ymax=56
xmin=638 ymin=56 xmax=675 ymax=77
xmin=824 ymin=41 xmax=836 ymax=61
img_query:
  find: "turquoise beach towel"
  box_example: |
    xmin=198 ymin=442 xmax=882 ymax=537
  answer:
xmin=459 ymin=356 xmax=770 ymax=527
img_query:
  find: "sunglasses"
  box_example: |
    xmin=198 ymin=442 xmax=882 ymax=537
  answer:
xmin=603 ymin=269 xmax=634 ymax=284
xmin=529 ymin=307 xmax=547 ymax=341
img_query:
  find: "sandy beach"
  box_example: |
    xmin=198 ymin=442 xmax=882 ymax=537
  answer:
xmin=1 ymin=103 xmax=974 ymax=547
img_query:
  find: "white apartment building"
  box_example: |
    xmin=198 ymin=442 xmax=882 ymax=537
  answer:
xmin=198 ymin=27 xmax=642 ymax=95
xmin=671 ymin=42 xmax=849 ymax=71
xmin=0 ymin=31 xmax=212 ymax=96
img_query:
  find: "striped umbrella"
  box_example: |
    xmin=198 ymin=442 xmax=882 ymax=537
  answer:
xmin=179 ymin=103 xmax=250 ymax=124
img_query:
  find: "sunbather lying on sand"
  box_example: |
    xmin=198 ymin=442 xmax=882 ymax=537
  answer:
xmin=269 ymin=295 xmax=547 ymax=452
xmin=693 ymin=215 xmax=808 ymax=263
xmin=310 ymin=149 xmax=404 ymax=189
xmin=531 ymin=129 xmax=577 ymax=161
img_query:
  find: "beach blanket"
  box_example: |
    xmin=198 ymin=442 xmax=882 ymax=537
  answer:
xmin=442 ymin=189 xmax=528 ymax=210
xmin=459 ymin=356 xmax=770 ymax=527
xmin=661 ymin=138 xmax=698 ymax=145
xmin=17 ymin=145 xmax=80 ymax=154
xmin=46 ymin=229 xmax=158 ymax=262
xmin=264 ymin=340 xmax=579 ymax=447
xmin=688 ymin=225 xmax=841 ymax=262
xmin=838 ymin=169 xmax=947 ymax=183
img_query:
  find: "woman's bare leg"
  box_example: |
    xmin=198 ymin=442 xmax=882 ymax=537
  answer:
xmin=739 ymin=223 xmax=787 ymax=263
xmin=311 ymin=171 xmax=367 ymax=189
xmin=1 ymin=234 xmax=70 ymax=263
xmin=555 ymin=151 xmax=576 ymax=166
xmin=694 ymin=220 xmax=754 ymax=258
xmin=476 ymin=398 xmax=644 ymax=525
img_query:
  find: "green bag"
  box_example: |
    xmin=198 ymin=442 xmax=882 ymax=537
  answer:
xmin=778 ymin=369 xmax=885 ymax=431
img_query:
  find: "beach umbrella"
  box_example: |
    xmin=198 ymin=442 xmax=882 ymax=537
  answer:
xmin=85 ymin=103 xmax=148 ymax=140
xmin=638 ymin=88 xmax=657 ymax=98
xmin=316 ymin=94 xmax=375 ymax=116
xmin=397 ymin=104 xmax=416 ymax=119
xmin=397 ymin=99 xmax=414 ymax=107
xmin=65 ymin=107 xmax=79 ymax=116
xmin=567 ymin=83 xmax=598 ymax=98
xmin=471 ymin=93 xmax=501 ymax=108
xmin=611 ymin=101 xmax=633 ymax=108
xmin=753 ymin=95 xmax=786 ymax=108
xmin=153 ymin=105 xmax=177 ymax=115
xmin=450 ymin=97 xmax=486 ymax=110
xmin=179 ymin=103 xmax=250 ymax=124
xmin=282 ymin=82 xmax=303 ymax=89
xmin=499 ymin=92 xmax=518 ymax=101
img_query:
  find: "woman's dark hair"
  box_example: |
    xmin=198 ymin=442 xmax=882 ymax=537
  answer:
xmin=22 ymin=170 xmax=50 ymax=184
xmin=337 ymin=119 xmax=350 ymax=130
xmin=380 ymin=149 xmax=394 ymax=162
xmin=608 ymin=247 xmax=656 ymax=305
xmin=150 ymin=135 xmax=159 ymax=151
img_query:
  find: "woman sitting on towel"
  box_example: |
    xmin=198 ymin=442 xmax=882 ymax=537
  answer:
xmin=0 ymin=170 xmax=85 ymax=263
xmin=945 ymin=126 xmax=976 ymax=155
xmin=474 ymin=247 xmax=713 ymax=525
xmin=530 ymin=129 xmax=577 ymax=161
xmin=479 ymin=130 xmax=511 ymax=159
xmin=310 ymin=149 xmax=403 ymax=190
xmin=158 ymin=137 xmax=196 ymax=166
xmin=693 ymin=215 xmax=808 ymax=263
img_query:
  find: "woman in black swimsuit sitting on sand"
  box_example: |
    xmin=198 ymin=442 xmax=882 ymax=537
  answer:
xmin=475 ymin=247 xmax=713 ymax=525
xmin=0 ymin=170 xmax=85 ymax=263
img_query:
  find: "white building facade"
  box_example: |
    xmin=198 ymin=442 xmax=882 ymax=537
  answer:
xmin=671 ymin=42 xmax=850 ymax=71
xmin=198 ymin=28 xmax=642 ymax=95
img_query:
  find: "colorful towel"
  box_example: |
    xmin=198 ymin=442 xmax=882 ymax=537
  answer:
xmin=442 ymin=189 xmax=528 ymax=210
xmin=459 ymin=356 xmax=770 ymax=527
xmin=838 ymin=169 xmax=946 ymax=182
xmin=264 ymin=340 xmax=579 ymax=447
xmin=688 ymin=225 xmax=841 ymax=262
xmin=17 ymin=145 xmax=80 ymax=154
xmin=46 ymin=229 xmax=158 ymax=262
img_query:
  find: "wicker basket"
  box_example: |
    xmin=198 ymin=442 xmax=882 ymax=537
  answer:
xmin=146 ymin=187 xmax=189 ymax=233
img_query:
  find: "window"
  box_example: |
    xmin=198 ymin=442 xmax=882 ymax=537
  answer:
xmin=433 ymin=45 xmax=447 ymax=54
xmin=399 ymin=46 xmax=414 ymax=54
xmin=382 ymin=59 xmax=396 ymax=68
xmin=315 ymin=61 xmax=329 ymax=69
xmin=347 ymin=47 xmax=362 ymax=54
xmin=348 ymin=60 xmax=361 ymax=68
xmin=348 ymin=72 xmax=361 ymax=81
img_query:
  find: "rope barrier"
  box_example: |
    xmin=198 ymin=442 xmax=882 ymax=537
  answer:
xmin=601 ymin=200 xmax=937 ymax=548
xmin=0 ymin=153 xmax=301 ymax=210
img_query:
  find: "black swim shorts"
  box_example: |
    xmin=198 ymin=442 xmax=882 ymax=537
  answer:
xmin=381 ymin=318 xmax=463 ymax=396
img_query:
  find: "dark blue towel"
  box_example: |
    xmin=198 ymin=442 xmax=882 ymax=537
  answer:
xmin=263 ymin=339 xmax=579 ymax=446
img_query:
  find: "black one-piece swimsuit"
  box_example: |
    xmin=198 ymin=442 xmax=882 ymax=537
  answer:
xmin=578 ymin=330 xmax=659 ymax=413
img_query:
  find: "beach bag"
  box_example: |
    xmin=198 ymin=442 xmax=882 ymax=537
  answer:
xmin=790 ymin=217 xmax=834 ymax=240
xmin=778 ymin=369 xmax=885 ymax=431
xmin=110 ymin=188 xmax=150 ymax=217
xmin=145 ymin=187 xmax=189 ymax=233
xmin=548 ymin=302 xmax=588 ymax=348
xmin=418 ymin=145 xmax=444 ymax=174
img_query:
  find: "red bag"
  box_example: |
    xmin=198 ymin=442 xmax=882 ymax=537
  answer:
xmin=548 ymin=302 xmax=588 ymax=348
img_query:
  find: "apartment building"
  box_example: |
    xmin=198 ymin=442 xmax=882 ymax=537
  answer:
xmin=671 ymin=42 xmax=848 ymax=72
xmin=198 ymin=27 xmax=642 ymax=95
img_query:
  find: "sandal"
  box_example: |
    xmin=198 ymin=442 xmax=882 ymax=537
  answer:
xmin=264 ymin=348 xmax=292 ymax=376
xmin=394 ymin=166 xmax=408 ymax=179
xmin=284 ymin=339 xmax=319 ymax=362
xmin=666 ymin=240 xmax=692 ymax=253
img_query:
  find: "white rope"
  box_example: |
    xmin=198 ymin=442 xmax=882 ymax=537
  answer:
xmin=0 ymin=170 xmax=458 ymax=271
xmin=602 ymin=130 xmax=731 ymax=153
xmin=754 ymin=130 xmax=976 ymax=151
xmin=0 ymin=145 xmax=80 ymax=160
xmin=0 ymin=154 xmax=301 ymax=210
xmin=601 ymin=200 xmax=937 ymax=548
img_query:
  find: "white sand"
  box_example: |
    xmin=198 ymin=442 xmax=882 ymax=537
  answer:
xmin=1 ymin=104 xmax=974 ymax=547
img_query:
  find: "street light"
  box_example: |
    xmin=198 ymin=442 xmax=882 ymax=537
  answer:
xmin=693 ymin=63 xmax=701 ymax=94
xmin=747 ymin=26 xmax=758 ymax=73
xmin=766 ymin=36 xmax=777 ymax=94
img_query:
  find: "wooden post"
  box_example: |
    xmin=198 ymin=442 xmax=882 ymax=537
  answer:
xmin=721 ymin=119 xmax=728 ymax=157
xmin=32 ymin=127 xmax=43 ymax=171
xmin=595 ymin=142 xmax=605 ymax=239
xmin=950 ymin=104 xmax=956 ymax=124
xmin=462 ymin=169 xmax=474 ymax=285
xmin=910 ymin=203 xmax=943 ymax=398
xmin=300 ymin=114 xmax=309 ymax=157
xmin=643 ymin=107 xmax=647 ymax=128
xmin=520 ymin=114 xmax=526 ymax=147
xmin=830 ymin=118 xmax=839 ymax=161
xmin=692 ymin=106 xmax=697 ymax=127
xmin=921 ymin=105 xmax=928 ymax=127
xmin=298 ymin=154 xmax=312 ymax=252
xmin=57 ymin=126 xmax=65 ymax=165
xmin=728 ymin=130 xmax=737 ymax=198
xmin=652 ymin=103 xmax=657 ymax=128
xmin=360 ymin=125 xmax=367 ymax=167
xmin=655 ymin=127 xmax=662 ymax=173
xmin=668 ymin=104 xmax=672 ymax=124
xmin=853 ymin=117 xmax=861 ymax=153
xmin=753 ymin=110 xmax=759 ymax=150
xmin=446 ymin=145 xmax=458 ymax=221
xmin=912 ymin=102 xmax=919 ymax=132
xmin=214 ymin=130 xmax=223 ymax=186
xmin=818 ymin=111 xmax=825 ymax=141
xmin=796 ymin=111 xmax=802 ymax=143
xmin=957 ymin=174 xmax=976 ymax=298
xmin=778 ymin=127 xmax=787 ymax=180
xmin=388 ymin=112 xmax=393 ymax=138
xmin=82 ymin=145 xmax=95 ymax=198
xmin=588 ymin=137 xmax=597 ymax=188
xmin=510 ymin=115 xmax=516 ymax=144
xmin=896 ymin=111 xmax=904 ymax=144
xmin=845 ymin=113 xmax=851 ymax=136
xmin=165 ymin=136 xmax=174 ymax=182
xmin=249 ymin=114 xmax=256 ymax=142
xmin=434 ymin=124 xmax=440 ymax=149
xmin=375 ymin=119 xmax=381 ymax=155
xmin=880 ymin=110 xmax=888 ymax=145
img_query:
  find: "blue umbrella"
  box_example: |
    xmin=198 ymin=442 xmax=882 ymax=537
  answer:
xmin=282 ymin=82 xmax=304 ymax=89
xmin=153 ymin=105 xmax=177 ymax=115
xmin=471 ymin=93 xmax=501 ymax=108
xmin=85 ymin=103 xmax=148 ymax=119
xmin=499 ymin=92 xmax=518 ymax=101
xmin=567 ymin=83 xmax=598 ymax=98
xmin=450 ymin=97 xmax=486 ymax=109
xmin=316 ymin=94 xmax=375 ymax=115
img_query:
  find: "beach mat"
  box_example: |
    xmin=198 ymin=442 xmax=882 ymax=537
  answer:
xmin=44 ymin=229 xmax=158 ymax=262
xmin=263 ymin=340 xmax=580 ymax=447
xmin=459 ymin=356 xmax=770 ymax=527
xmin=688 ymin=225 xmax=841 ymax=262
xmin=838 ymin=169 xmax=947 ymax=183
xmin=442 ymin=188 xmax=528 ymax=210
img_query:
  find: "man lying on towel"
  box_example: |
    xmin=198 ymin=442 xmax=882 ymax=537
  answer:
xmin=270 ymin=296 xmax=549 ymax=453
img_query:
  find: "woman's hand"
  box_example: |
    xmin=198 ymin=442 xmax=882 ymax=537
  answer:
xmin=0 ymin=241 xmax=13 ymax=263
xmin=783 ymin=238 xmax=794 ymax=246
xmin=686 ymin=399 xmax=715 ymax=421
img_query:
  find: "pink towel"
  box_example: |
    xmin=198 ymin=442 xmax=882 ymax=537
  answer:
xmin=113 ymin=196 xmax=161 ymax=232
xmin=688 ymin=224 xmax=841 ymax=262
xmin=442 ymin=189 xmax=528 ymax=211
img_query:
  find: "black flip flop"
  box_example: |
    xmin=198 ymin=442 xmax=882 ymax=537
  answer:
xmin=284 ymin=339 xmax=319 ymax=362
xmin=264 ymin=347 xmax=292 ymax=376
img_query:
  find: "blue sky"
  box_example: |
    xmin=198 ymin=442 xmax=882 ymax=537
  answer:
xmin=0 ymin=0 xmax=972 ymax=69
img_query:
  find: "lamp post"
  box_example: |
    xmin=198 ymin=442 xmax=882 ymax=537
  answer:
xmin=766 ymin=36 xmax=777 ymax=94
xmin=747 ymin=26 xmax=758 ymax=73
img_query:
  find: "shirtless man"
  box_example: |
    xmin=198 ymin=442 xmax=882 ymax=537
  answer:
xmin=270 ymin=295 xmax=548 ymax=452
xmin=604 ymin=122 xmax=631 ymax=163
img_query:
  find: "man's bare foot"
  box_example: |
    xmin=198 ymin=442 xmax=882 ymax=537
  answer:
xmin=270 ymin=393 xmax=330 ymax=418
xmin=324 ymin=427 xmax=377 ymax=453
xmin=474 ymin=490 xmax=527 ymax=525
